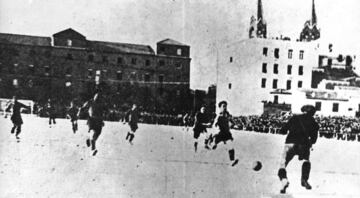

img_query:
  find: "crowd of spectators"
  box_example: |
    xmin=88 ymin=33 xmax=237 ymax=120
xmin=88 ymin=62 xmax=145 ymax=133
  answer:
xmin=232 ymin=113 xmax=360 ymax=142
xmin=28 ymin=101 xmax=360 ymax=142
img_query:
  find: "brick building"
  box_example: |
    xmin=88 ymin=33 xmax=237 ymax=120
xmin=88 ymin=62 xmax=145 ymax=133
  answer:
xmin=0 ymin=28 xmax=192 ymax=114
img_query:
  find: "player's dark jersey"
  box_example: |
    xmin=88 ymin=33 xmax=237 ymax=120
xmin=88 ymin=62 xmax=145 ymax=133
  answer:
xmin=215 ymin=111 xmax=232 ymax=133
xmin=87 ymin=100 xmax=106 ymax=119
xmin=47 ymin=102 xmax=55 ymax=112
xmin=125 ymin=109 xmax=140 ymax=124
xmin=67 ymin=106 xmax=78 ymax=120
xmin=280 ymin=114 xmax=319 ymax=145
xmin=10 ymin=101 xmax=27 ymax=116
xmin=8 ymin=101 xmax=28 ymax=125
xmin=193 ymin=112 xmax=208 ymax=132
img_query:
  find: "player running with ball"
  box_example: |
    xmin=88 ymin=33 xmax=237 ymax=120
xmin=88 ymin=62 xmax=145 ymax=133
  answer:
xmin=211 ymin=101 xmax=239 ymax=166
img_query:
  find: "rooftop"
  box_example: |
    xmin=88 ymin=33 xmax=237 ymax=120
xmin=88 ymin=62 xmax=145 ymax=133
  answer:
xmin=0 ymin=33 xmax=51 ymax=46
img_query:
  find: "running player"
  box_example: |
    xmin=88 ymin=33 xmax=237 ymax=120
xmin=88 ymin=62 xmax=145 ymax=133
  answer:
xmin=6 ymin=96 xmax=31 ymax=140
xmin=66 ymin=101 xmax=79 ymax=134
xmin=277 ymin=105 xmax=319 ymax=194
xmin=211 ymin=101 xmax=239 ymax=166
xmin=47 ymin=98 xmax=56 ymax=128
xmin=124 ymin=104 xmax=140 ymax=145
xmin=192 ymin=106 xmax=211 ymax=152
xmin=79 ymin=92 xmax=106 ymax=156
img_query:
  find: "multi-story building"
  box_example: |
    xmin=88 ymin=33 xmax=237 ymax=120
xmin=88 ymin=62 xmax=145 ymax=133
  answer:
xmin=0 ymin=28 xmax=192 ymax=113
xmin=217 ymin=0 xmax=319 ymax=115
xmin=217 ymin=38 xmax=318 ymax=115
xmin=216 ymin=0 xmax=360 ymax=117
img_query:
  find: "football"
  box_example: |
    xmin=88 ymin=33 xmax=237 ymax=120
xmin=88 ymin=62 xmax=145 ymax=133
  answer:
xmin=252 ymin=161 xmax=262 ymax=171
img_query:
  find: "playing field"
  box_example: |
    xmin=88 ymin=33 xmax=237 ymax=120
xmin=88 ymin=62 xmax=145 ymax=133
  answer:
xmin=0 ymin=115 xmax=359 ymax=198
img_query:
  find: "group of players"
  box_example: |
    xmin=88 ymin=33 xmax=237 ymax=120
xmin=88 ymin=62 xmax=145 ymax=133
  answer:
xmin=4 ymin=93 xmax=141 ymax=156
xmin=4 ymin=92 xmax=319 ymax=194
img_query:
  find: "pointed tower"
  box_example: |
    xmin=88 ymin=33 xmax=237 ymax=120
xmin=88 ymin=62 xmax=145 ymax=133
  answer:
xmin=256 ymin=0 xmax=267 ymax=38
xmin=311 ymin=0 xmax=317 ymax=26
xmin=257 ymin=0 xmax=263 ymax=21
xmin=300 ymin=0 xmax=320 ymax=42
xmin=249 ymin=0 xmax=267 ymax=38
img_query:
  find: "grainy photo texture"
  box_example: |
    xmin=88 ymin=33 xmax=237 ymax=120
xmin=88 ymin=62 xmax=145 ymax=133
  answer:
xmin=0 ymin=0 xmax=360 ymax=197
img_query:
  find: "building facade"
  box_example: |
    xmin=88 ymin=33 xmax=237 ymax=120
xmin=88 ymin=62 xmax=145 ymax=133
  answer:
xmin=217 ymin=38 xmax=318 ymax=115
xmin=216 ymin=0 xmax=360 ymax=117
xmin=0 ymin=28 xmax=192 ymax=113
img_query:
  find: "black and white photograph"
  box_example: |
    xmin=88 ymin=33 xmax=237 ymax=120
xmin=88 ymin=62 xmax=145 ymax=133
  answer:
xmin=0 ymin=0 xmax=360 ymax=197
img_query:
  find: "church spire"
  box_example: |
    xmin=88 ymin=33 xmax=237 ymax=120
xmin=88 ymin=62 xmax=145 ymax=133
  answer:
xmin=299 ymin=0 xmax=320 ymax=42
xmin=249 ymin=0 xmax=267 ymax=39
xmin=311 ymin=0 xmax=317 ymax=26
xmin=257 ymin=0 xmax=263 ymax=21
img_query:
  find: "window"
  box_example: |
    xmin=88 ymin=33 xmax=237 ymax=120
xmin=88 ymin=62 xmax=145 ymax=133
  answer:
xmin=332 ymin=103 xmax=339 ymax=112
xmin=67 ymin=39 xmax=72 ymax=46
xmin=65 ymin=67 xmax=72 ymax=76
xmin=12 ymin=49 xmax=19 ymax=56
xmin=263 ymin=47 xmax=268 ymax=56
xmin=29 ymin=49 xmax=36 ymax=56
xmin=95 ymin=71 xmax=100 ymax=84
xmin=327 ymin=59 xmax=332 ymax=67
xmin=299 ymin=50 xmax=304 ymax=60
xmin=286 ymin=80 xmax=291 ymax=90
xmin=262 ymin=63 xmax=267 ymax=73
xmin=102 ymin=56 xmax=108 ymax=63
xmin=66 ymin=53 xmax=73 ymax=60
xmin=145 ymin=60 xmax=151 ymax=66
xmin=287 ymin=65 xmax=292 ymax=74
xmin=159 ymin=87 xmax=164 ymax=95
xmin=87 ymin=69 xmax=93 ymax=78
xmin=298 ymin=81 xmax=303 ymax=88
xmin=273 ymin=79 xmax=278 ymax=89
xmin=159 ymin=74 xmax=164 ymax=83
xmin=13 ymin=79 xmax=18 ymax=87
xmin=102 ymin=69 xmax=107 ymax=77
xmin=13 ymin=63 xmax=18 ymax=73
xmin=65 ymin=81 xmax=72 ymax=87
xmin=315 ymin=102 xmax=321 ymax=111
xmin=28 ymin=79 xmax=33 ymax=88
xmin=44 ymin=66 xmax=50 ymax=75
xmin=273 ymin=64 xmax=278 ymax=74
xmin=131 ymin=58 xmax=137 ymax=65
xmin=175 ymin=62 xmax=182 ymax=69
xmin=44 ymin=50 xmax=52 ymax=58
xmin=274 ymin=95 xmax=279 ymax=104
xmin=228 ymin=83 xmax=232 ymax=89
xmin=159 ymin=60 xmax=165 ymax=66
xmin=117 ymin=57 xmax=123 ymax=64
xmin=230 ymin=57 xmax=233 ymax=63
xmin=116 ymin=71 xmax=122 ymax=80
xmin=88 ymin=55 xmax=94 ymax=62
xmin=144 ymin=73 xmax=150 ymax=82
xmin=274 ymin=48 xmax=279 ymax=59
xmin=177 ymin=48 xmax=182 ymax=55
xmin=130 ymin=72 xmax=136 ymax=80
xmin=288 ymin=49 xmax=293 ymax=59
xmin=159 ymin=47 xmax=165 ymax=53
xmin=298 ymin=66 xmax=304 ymax=75
xmin=261 ymin=78 xmax=266 ymax=88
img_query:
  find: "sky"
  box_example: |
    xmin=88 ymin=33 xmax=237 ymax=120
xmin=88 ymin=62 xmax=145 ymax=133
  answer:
xmin=1 ymin=0 xmax=360 ymax=90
